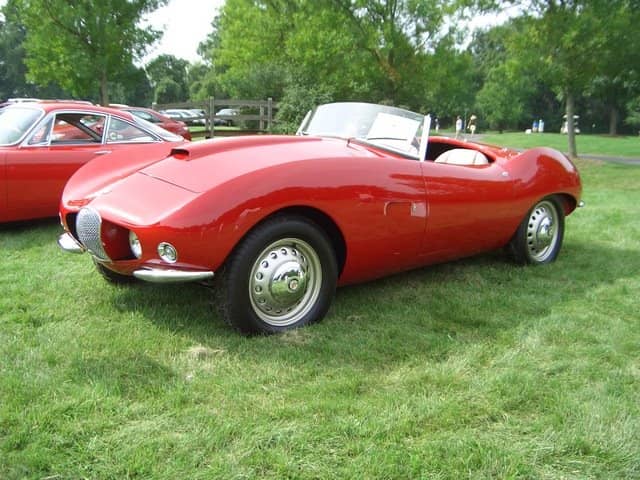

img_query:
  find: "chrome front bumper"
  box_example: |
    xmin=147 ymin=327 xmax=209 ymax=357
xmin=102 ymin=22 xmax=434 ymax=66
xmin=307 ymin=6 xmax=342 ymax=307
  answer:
xmin=58 ymin=232 xmax=86 ymax=254
xmin=58 ymin=232 xmax=214 ymax=284
xmin=133 ymin=268 xmax=214 ymax=283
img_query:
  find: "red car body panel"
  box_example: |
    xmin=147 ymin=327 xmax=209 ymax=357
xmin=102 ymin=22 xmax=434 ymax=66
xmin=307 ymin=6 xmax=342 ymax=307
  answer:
xmin=0 ymin=102 xmax=185 ymax=222
xmin=60 ymin=134 xmax=581 ymax=285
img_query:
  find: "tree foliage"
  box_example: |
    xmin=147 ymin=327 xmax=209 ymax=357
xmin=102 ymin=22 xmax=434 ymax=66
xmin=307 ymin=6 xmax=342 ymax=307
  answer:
xmin=0 ymin=0 xmax=67 ymax=99
xmin=202 ymin=0 xmax=494 ymax=113
xmin=146 ymin=54 xmax=190 ymax=102
xmin=14 ymin=0 xmax=168 ymax=105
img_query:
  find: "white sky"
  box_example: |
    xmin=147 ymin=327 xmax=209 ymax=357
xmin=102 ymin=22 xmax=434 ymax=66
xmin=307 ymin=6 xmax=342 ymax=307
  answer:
xmin=141 ymin=0 xmax=224 ymax=63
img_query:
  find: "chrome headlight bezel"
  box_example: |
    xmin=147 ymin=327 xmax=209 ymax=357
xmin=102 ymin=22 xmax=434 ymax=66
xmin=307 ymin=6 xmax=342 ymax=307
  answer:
xmin=157 ymin=242 xmax=178 ymax=264
xmin=129 ymin=230 xmax=142 ymax=259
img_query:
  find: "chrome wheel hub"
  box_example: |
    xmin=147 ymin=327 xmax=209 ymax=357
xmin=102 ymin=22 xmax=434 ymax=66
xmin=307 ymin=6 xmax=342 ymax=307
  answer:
xmin=249 ymin=238 xmax=322 ymax=327
xmin=526 ymin=200 xmax=559 ymax=262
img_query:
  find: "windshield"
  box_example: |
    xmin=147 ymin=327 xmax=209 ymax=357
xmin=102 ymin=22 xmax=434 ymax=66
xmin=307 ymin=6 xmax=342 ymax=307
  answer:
xmin=132 ymin=116 xmax=183 ymax=142
xmin=298 ymin=102 xmax=428 ymax=158
xmin=0 ymin=106 xmax=43 ymax=145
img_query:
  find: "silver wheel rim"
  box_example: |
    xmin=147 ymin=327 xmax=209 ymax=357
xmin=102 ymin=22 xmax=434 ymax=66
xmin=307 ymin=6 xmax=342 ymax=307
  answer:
xmin=249 ymin=238 xmax=322 ymax=327
xmin=526 ymin=200 xmax=559 ymax=262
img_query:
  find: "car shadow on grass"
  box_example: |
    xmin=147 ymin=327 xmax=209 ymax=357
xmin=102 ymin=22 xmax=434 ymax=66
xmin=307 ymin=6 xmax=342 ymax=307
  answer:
xmin=105 ymin=237 xmax=636 ymax=369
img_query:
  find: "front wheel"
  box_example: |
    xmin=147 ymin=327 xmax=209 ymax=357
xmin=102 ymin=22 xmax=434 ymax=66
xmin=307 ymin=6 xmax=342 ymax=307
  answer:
xmin=218 ymin=216 xmax=338 ymax=334
xmin=508 ymin=197 xmax=565 ymax=265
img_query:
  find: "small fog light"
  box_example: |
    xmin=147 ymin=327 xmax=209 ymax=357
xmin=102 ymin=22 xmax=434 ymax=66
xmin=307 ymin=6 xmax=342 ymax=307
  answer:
xmin=129 ymin=230 xmax=142 ymax=258
xmin=158 ymin=242 xmax=178 ymax=263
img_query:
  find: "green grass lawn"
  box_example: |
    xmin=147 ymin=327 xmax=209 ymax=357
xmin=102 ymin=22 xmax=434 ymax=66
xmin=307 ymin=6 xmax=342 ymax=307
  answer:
xmin=477 ymin=132 xmax=639 ymax=159
xmin=1 ymin=160 xmax=639 ymax=478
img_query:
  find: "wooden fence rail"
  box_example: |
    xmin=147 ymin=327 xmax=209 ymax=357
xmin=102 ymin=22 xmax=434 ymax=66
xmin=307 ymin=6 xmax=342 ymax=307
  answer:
xmin=152 ymin=98 xmax=278 ymax=138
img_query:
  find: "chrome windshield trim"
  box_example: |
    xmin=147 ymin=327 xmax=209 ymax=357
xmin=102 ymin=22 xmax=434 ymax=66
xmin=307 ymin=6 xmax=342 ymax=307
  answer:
xmin=133 ymin=268 xmax=214 ymax=283
xmin=57 ymin=232 xmax=86 ymax=254
xmin=419 ymin=114 xmax=431 ymax=162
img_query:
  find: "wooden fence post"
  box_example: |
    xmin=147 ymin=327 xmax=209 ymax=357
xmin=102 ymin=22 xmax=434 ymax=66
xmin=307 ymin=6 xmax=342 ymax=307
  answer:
xmin=209 ymin=97 xmax=215 ymax=138
xmin=267 ymin=97 xmax=273 ymax=131
xmin=259 ymin=104 xmax=265 ymax=131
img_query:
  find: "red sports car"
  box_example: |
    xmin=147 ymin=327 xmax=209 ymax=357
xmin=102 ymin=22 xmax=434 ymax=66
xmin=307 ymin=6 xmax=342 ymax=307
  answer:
xmin=0 ymin=101 xmax=186 ymax=222
xmin=58 ymin=102 xmax=582 ymax=334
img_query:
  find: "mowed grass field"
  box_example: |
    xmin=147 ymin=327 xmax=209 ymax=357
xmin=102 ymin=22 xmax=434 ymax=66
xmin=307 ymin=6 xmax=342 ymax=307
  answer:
xmin=479 ymin=132 xmax=639 ymax=159
xmin=1 ymin=157 xmax=639 ymax=478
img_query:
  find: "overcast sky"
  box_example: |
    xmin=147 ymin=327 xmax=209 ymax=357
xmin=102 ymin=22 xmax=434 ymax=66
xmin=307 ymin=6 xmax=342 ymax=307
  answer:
xmin=141 ymin=0 xmax=224 ymax=62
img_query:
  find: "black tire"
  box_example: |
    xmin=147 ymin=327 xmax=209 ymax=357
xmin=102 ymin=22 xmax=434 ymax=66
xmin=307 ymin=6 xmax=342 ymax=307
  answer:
xmin=508 ymin=196 xmax=565 ymax=265
xmin=217 ymin=215 xmax=338 ymax=334
xmin=93 ymin=259 xmax=137 ymax=284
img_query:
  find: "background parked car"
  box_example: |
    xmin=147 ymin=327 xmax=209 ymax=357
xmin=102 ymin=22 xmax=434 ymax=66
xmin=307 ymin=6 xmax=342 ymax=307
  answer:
xmin=0 ymin=101 xmax=186 ymax=222
xmin=160 ymin=109 xmax=204 ymax=126
xmin=214 ymin=108 xmax=239 ymax=126
xmin=112 ymin=105 xmax=191 ymax=140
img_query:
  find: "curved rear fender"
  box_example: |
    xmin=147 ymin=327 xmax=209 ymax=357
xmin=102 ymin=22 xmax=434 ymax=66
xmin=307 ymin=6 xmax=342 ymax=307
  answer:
xmin=505 ymin=147 xmax=582 ymax=212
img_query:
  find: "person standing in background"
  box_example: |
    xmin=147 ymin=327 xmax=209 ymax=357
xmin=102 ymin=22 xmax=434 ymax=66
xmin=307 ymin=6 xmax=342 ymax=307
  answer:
xmin=468 ymin=114 xmax=477 ymax=137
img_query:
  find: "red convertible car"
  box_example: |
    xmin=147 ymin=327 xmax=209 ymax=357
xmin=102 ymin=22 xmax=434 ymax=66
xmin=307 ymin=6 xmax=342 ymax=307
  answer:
xmin=0 ymin=101 xmax=186 ymax=222
xmin=58 ymin=102 xmax=582 ymax=334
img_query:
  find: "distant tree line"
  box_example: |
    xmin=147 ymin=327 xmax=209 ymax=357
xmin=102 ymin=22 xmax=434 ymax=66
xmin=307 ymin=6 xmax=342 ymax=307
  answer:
xmin=2 ymin=0 xmax=639 ymax=152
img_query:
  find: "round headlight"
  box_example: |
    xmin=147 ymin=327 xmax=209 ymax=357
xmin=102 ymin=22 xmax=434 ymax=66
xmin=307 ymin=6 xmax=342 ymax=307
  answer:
xmin=129 ymin=230 xmax=142 ymax=259
xmin=158 ymin=242 xmax=178 ymax=263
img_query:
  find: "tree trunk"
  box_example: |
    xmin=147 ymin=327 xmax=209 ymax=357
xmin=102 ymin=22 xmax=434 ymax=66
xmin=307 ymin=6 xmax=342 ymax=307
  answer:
xmin=609 ymin=106 xmax=619 ymax=136
xmin=100 ymin=71 xmax=109 ymax=106
xmin=566 ymin=92 xmax=578 ymax=159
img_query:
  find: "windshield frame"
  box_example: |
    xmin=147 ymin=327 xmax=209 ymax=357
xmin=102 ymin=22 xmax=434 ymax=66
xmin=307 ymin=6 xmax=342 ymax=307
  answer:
xmin=297 ymin=102 xmax=430 ymax=161
xmin=0 ymin=105 xmax=45 ymax=146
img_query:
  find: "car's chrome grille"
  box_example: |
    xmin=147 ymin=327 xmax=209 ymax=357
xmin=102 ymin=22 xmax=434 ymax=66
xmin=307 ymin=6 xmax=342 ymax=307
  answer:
xmin=76 ymin=207 xmax=110 ymax=261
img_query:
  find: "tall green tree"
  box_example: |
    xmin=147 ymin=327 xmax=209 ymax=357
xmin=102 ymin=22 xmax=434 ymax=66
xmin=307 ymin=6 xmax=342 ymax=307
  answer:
xmin=145 ymin=54 xmax=190 ymax=102
xmin=521 ymin=0 xmax=629 ymax=157
xmin=203 ymin=0 xmax=497 ymax=110
xmin=0 ymin=0 xmax=67 ymax=99
xmin=15 ymin=0 xmax=168 ymax=105
xmin=585 ymin=0 xmax=640 ymax=134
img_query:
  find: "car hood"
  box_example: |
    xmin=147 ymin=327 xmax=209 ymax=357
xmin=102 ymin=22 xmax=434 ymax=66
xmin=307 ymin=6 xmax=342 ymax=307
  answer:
xmin=138 ymin=135 xmax=366 ymax=193
xmin=62 ymin=141 xmax=184 ymax=206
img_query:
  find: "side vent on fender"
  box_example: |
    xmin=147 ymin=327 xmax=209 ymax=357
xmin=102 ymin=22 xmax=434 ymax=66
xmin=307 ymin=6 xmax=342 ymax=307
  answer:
xmin=171 ymin=148 xmax=190 ymax=160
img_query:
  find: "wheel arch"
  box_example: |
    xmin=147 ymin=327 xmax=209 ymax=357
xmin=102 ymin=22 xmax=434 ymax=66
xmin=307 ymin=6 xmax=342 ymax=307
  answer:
xmin=228 ymin=205 xmax=347 ymax=277
xmin=554 ymin=192 xmax=579 ymax=216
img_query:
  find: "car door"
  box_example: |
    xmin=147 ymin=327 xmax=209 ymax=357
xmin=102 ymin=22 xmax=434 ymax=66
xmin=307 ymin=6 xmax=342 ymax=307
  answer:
xmin=5 ymin=112 xmax=109 ymax=221
xmin=421 ymin=160 xmax=518 ymax=263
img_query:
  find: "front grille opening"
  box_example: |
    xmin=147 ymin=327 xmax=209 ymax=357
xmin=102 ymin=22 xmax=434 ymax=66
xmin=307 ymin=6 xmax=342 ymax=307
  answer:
xmin=66 ymin=213 xmax=79 ymax=241
xmin=77 ymin=208 xmax=109 ymax=261
xmin=101 ymin=221 xmax=137 ymax=261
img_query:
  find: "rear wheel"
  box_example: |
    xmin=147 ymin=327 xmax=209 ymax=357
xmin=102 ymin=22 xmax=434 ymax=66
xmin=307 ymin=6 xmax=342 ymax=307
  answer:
xmin=217 ymin=215 xmax=338 ymax=334
xmin=509 ymin=197 xmax=565 ymax=265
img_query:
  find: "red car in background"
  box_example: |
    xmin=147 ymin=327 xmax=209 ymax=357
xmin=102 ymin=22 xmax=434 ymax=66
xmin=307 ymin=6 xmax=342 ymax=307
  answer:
xmin=112 ymin=105 xmax=192 ymax=141
xmin=0 ymin=101 xmax=186 ymax=222
xmin=58 ymin=102 xmax=582 ymax=335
